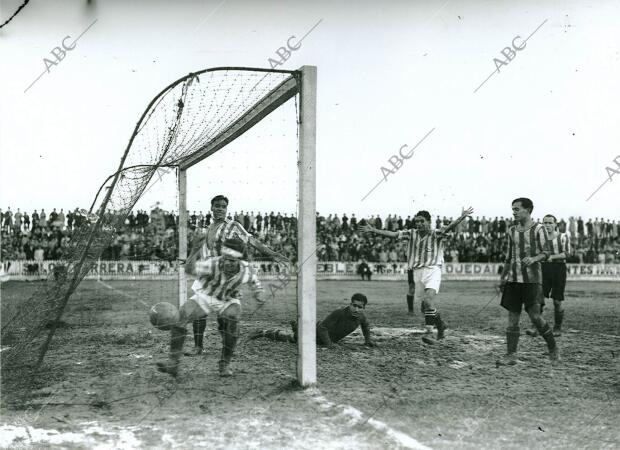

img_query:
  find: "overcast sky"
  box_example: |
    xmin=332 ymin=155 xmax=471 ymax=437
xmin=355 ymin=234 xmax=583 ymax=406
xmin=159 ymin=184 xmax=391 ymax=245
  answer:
xmin=1 ymin=0 xmax=619 ymax=220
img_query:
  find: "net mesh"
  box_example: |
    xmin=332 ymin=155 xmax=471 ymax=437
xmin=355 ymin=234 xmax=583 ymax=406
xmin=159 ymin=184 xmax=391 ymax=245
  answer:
xmin=1 ymin=68 xmax=299 ymax=372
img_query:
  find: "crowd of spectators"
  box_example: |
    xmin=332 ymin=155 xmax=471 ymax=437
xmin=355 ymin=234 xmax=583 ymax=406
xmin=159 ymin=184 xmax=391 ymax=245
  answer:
xmin=315 ymin=214 xmax=619 ymax=264
xmin=1 ymin=207 xmax=619 ymax=264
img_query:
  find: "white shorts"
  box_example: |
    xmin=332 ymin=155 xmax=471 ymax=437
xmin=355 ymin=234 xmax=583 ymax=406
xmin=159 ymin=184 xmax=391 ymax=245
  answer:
xmin=412 ymin=266 xmax=442 ymax=302
xmin=189 ymin=280 xmax=240 ymax=316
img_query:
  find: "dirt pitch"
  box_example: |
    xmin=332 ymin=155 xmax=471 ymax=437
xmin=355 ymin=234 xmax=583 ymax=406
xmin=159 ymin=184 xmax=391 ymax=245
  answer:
xmin=1 ymin=279 xmax=618 ymax=449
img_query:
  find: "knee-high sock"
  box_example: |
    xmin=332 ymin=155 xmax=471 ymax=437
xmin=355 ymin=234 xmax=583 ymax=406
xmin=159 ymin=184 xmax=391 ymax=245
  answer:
xmin=407 ymin=295 xmax=414 ymax=312
xmin=170 ymin=326 xmax=187 ymax=362
xmin=192 ymin=316 xmax=207 ymax=348
xmin=220 ymin=317 xmax=239 ymax=364
xmin=536 ymin=322 xmax=557 ymax=351
xmin=217 ymin=317 xmax=225 ymax=338
xmin=435 ymin=312 xmax=445 ymax=328
xmin=424 ymin=308 xmax=437 ymax=326
xmin=554 ymin=309 xmax=564 ymax=330
xmin=506 ymin=326 xmax=520 ymax=354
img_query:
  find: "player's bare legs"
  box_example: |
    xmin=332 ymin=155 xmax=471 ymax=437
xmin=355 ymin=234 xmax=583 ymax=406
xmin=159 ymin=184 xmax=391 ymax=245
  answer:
xmin=217 ymin=303 xmax=241 ymax=377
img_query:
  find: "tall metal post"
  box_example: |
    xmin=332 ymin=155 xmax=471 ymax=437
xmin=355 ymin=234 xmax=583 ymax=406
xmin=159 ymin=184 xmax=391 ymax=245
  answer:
xmin=178 ymin=168 xmax=188 ymax=307
xmin=297 ymin=65 xmax=317 ymax=386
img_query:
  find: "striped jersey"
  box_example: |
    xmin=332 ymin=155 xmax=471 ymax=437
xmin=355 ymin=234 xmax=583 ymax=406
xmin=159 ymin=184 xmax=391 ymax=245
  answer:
xmin=504 ymin=223 xmax=551 ymax=284
xmin=193 ymin=256 xmax=262 ymax=300
xmin=545 ymin=232 xmax=571 ymax=263
xmin=396 ymin=229 xmax=445 ymax=269
xmin=201 ymin=219 xmax=251 ymax=259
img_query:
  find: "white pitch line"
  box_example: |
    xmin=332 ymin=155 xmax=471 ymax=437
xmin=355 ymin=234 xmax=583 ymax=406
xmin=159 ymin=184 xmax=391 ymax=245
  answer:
xmin=307 ymin=389 xmax=433 ymax=450
xmin=96 ymin=279 xmax=149 ymax=307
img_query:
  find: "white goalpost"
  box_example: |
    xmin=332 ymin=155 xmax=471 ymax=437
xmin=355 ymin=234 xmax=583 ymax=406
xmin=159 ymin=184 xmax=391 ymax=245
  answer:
xmin=1 ymin=66 xmax=316 ymax=377
xmin=296 ymin=65 xmax=317 ymax=385
xmin=175 ymin=65 xmax=317 ymax=386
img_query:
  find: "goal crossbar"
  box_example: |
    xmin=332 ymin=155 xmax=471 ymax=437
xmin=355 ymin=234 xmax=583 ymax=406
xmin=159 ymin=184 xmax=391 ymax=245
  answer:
xmin=178 ymin=75 xmax=299 ymax=170
xmin=176 ymin=66 xmax=317 ymax=386
xmin=1 ymin=66 xmax=316 ymax=388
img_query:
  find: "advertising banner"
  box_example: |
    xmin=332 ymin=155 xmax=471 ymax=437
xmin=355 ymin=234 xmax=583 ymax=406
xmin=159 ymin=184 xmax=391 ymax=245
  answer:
xmin=2 ymin=260 xmax=619 ymax=282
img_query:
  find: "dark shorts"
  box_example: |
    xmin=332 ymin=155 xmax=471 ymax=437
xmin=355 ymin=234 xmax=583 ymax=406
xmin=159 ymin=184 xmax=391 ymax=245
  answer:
xmin=407 ymin=269 xmax=414 ymax=285
xmin=500 ymin=282 xmax=544 ymax=314
xmin=542 ymin=262 xmax=567 ymax=301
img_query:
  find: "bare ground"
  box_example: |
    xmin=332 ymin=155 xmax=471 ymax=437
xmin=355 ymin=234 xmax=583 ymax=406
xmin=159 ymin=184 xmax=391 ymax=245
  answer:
xmin=1 ymin=279 xmax=618 ymax=449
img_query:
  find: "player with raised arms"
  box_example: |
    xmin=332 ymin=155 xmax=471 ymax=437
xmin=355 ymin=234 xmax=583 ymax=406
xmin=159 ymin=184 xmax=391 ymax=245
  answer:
xmin=361 ymin=207 xmax=473 ymax=343
xmin=151 ymin=237 xmax=264 ymax=377
xmin=526 ymin=213 xmax=571 ymax=337
xmin=186 ymin=194 xmax=288 ymax=357
xmin=497 ymin=198 xmax=559 ymax=366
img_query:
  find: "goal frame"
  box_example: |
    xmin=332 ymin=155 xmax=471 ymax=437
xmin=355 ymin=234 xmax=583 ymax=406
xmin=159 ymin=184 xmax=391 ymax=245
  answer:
xmin=175 ymin=65 xmax=317 ymax=386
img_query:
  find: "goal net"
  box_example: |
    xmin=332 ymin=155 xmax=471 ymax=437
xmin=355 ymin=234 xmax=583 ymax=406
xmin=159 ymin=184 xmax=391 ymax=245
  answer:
xmin=1 ymin=67 xmax=316 ymax=385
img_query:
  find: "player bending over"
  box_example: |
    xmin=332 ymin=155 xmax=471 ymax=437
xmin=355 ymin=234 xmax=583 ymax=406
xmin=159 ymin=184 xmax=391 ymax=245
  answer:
xmin=187 ymin=194 xmax=288 ymax=357
xmin=153 ymin=238 xmax=264 ymax=377
xmin=526 ymin=214 xmax=570 ymax=337
xmin=497 ymin=198 xmax=559 ymax=366
xmin=361 ymin=207 xmax=473 ymax=343
xmin=248 ymin=293 xmax=376 ymax=348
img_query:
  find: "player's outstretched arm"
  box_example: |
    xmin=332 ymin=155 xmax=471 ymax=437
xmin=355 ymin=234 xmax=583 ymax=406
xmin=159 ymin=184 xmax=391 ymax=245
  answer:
xmin=183 ymin=233 xmax=206 ymax=274
xmin=184 ymin=247 xmax=202 ymax=275
xmin=359 ymin=223 xmax=400 ymax=238
xmin=360 ymin=316 xmax=376 ymax=347
xmin=316 ymin=321 xmax=333 ymax=347
xmin=193 ymin=258 xmax=216 ymax=278
xmin=440 ymin=206 xmax=474 ymax=235
xmin=184 ymin=248 xmax=201 ymax=275
xmin=249 ymin=236 xmax=290 ymax=265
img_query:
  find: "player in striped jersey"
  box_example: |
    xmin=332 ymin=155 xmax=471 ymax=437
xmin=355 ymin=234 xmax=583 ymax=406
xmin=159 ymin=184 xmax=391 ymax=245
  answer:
xmin=361 ymin=207 xmax=473 ymax=343
xmin=186 ymin=195 xmax=288 ymax=356
xmin=526 ymin=214 xmax=571 ymax=337
xmin=156 ymin=238 xmax=264 ymax=377
xmin=498 ymin=198 xmax=559 ymax=366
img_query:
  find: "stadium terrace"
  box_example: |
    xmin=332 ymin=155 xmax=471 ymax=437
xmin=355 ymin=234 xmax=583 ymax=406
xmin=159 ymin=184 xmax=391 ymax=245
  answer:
xmin=1 ymin=208 xmax=618 ymax=265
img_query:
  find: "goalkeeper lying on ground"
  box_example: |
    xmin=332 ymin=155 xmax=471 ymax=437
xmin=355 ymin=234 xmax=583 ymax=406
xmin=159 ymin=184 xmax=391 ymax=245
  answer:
xmin=152 ymin=237 xmax=264 ymax=377
xmin=249 ymin=293 xmax=376 ymax=348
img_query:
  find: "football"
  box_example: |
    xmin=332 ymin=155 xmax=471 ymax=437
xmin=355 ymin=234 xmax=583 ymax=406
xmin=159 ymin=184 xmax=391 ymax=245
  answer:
xmin=149 ymin=302 xmax=180 ymax=331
